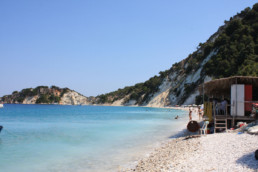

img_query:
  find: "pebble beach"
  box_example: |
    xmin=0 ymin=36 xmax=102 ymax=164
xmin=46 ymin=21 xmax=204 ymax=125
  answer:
xmin=122 ymin=133 xmax=258 ymax=172
xmin=122 ymin=110 xmax=258 ymax=172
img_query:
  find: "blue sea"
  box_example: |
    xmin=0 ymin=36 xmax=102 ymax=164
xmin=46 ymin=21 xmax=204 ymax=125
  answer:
xmin=0 ymin=104 xmax=187 ymax=172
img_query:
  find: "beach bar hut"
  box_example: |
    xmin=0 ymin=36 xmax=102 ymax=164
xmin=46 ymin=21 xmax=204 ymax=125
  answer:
xmin=199 ymin=76 xmax=258 ymax=132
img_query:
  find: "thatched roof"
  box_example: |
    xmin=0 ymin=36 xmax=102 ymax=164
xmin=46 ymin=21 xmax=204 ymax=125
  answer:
xmin=199 ymin=76 xmax=258 ymax=97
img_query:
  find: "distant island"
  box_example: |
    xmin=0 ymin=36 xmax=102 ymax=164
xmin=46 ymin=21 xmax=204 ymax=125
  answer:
xmin=0 ymin=86 xmax=95 ymax=105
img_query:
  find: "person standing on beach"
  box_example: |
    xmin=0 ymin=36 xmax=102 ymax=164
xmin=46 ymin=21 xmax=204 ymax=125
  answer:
xmin=189 ymin=107 xmax=192 ymax=121
xmin=198 ymin=106 xmax=202 ymax=120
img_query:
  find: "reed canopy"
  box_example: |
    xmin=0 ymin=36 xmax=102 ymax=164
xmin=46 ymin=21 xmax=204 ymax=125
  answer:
xmin=199 ymin=76 xmax=258 ymax=97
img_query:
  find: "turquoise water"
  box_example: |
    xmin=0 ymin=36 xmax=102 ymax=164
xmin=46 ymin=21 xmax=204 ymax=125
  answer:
xmin=0 ymin=104 xmax=187 ymax=172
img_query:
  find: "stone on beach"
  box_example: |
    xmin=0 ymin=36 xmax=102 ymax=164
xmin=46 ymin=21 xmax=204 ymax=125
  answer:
xmin=248 ymin=125 xmax=258 ymax=135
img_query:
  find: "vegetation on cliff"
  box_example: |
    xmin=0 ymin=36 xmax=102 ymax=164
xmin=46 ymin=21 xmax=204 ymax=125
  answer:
xmin=1 ymin=86 xmax=70 ymax=104
xmin=204 ymin=4 xmax=258 ymax=77
xmin=97 ymin=75 xmax=164 ymax=104
xmin=96 ymin=3 xmax=258 ymax=105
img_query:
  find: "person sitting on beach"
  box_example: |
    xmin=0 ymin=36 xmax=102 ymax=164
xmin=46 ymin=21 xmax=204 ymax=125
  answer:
xmin=189 ymin=107 xmax=192 ymax=121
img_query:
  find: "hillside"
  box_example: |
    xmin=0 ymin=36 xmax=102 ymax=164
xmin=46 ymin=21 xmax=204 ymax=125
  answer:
xmin=1 ymin=86 xmax=91 ymax=105
xmin=94 ymin=3 xmax=258 ymax=107
xmin=2 ymin=4 xmax=258 ymax=107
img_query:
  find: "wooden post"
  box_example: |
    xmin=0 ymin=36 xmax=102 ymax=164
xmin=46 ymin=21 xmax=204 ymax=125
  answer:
xmin=213 ymin=101 xmax=216 ymax=133
xmin=234 ymin=78 xmax=237 ymax=126
xmin=226 ymin=103 xmax=228 ymax=117
xmin=202 ymin=83 xmax=204 ymax=104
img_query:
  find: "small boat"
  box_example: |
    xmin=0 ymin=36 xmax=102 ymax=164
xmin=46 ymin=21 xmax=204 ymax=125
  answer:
xmin=0 ymin=104 xmax=3 ymax=108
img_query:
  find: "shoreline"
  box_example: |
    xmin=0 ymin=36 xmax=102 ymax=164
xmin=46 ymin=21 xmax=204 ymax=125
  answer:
xmin=3 ymin=104 xmax=257 ymax=171
xmin=2 ymin=103 xmax=195 ymax=110
xmin=120 ymin=113 xmax=258 ymax=172
xmin=119 ymin=107 xmax=198 ymax=171
xmin=119 ymin=127 xmax=190 ymax=171
xmin=1 ymin=103 xmax=192 ymax=172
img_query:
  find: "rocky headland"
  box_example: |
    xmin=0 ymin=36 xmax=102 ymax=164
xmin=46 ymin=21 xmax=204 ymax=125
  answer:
xmin=0 ymin=86 xmax=94 ymax=105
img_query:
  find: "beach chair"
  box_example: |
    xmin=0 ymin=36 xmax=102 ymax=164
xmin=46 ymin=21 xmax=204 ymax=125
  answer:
xmin=200 ymin=121 xmax=209 ymax=135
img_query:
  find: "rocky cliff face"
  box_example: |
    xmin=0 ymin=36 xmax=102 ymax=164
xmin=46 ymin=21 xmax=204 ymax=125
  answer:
xmin=59 ymin=90 xmax=89 ymax=105
xmin=22 ymin=95 xmax=39 ymax=104
xmin=94 ymin=22 xmax=221 ymax=107
xmin=104 ymin=50 xmax=216 ymax=107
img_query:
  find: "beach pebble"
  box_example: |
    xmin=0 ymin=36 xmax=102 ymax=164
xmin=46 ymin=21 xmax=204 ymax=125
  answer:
xmin=248 ymin=125 xmax=258 ymax=135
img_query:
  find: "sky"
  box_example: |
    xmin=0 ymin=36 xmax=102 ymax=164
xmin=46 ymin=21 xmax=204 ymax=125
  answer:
xmin=0 ymin=0 xmax=257 ymax=97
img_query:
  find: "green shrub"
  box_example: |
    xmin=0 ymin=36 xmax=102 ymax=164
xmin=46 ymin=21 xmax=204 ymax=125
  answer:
xmin=36 ymin=94 xmax=50 ymax=104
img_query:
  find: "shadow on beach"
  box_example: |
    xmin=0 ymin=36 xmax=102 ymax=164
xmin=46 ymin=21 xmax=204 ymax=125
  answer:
xmin=236 ymin=152 xmax=258 ymax=170
xmin=168 ymin=128 xmax=200 ymax=139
